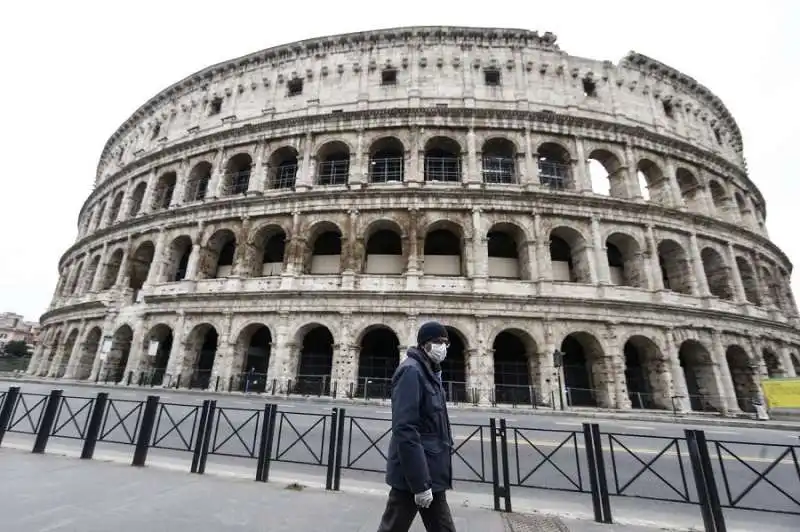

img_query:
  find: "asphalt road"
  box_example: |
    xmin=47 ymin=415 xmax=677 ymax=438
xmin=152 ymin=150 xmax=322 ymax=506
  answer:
xmin=1 ymin=380 xmax=798 ymax=530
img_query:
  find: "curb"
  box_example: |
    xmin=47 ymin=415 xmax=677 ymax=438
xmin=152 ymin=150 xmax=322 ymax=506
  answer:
xmin=4 ymin=375 xmax=800 ymax=432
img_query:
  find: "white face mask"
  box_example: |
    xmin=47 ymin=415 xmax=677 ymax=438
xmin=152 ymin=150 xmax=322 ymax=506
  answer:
xmin=426 ymin=342 xmax=448 ymax=363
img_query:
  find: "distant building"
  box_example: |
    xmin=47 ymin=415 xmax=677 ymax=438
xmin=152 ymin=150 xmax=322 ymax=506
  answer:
xmin=0 ymin=312 xmax=39 ymax=354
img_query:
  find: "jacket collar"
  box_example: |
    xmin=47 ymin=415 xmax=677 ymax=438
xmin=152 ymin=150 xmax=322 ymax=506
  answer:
xmin=406 ymin=346 xmax=439 ymax=384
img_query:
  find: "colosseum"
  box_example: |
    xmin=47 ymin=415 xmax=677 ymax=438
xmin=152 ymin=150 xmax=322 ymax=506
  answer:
xmin=27 ymin=26 xmax=800 ymax=415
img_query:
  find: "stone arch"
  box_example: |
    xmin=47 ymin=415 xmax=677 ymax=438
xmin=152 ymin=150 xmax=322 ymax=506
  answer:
xmin=267 ymin=146 xmax=299 ymax=189
xmin=67 ymin=261 xmax=84 ymax=295
xmin=636 ymin=159 xmax=665 ymax=203
xmin=356 ymin=325 xmax=400 ymax=398
xmin=587 ymin=149 xmax=624 ymax=197
xmin=101 ymin=248 xmax=124 ymax=290
xmin=364 ymin=219 xmax=404 ymax=274
xmin=487 ymin=222 xmax=528 ymax=280
xmin=223 ymin=152 xmax=253 ymax=196
xmin=675 ymin=168 xmax=703 ymax=212
xmin=792 ymin=352 xmax=800 ymax=375
xmin=708 ymin=180 xmax=728 ymax=215
xmin=128 ymin=241 xmax=155 ymax=291
xmin=185 ymin=161 xmax=212 ymax=201
xmin=657 ymin=239 xmax=692 ymax=294
xmin=93 ymin=201 xmax=107 ymax=230
xmin=441 ymin=325 xmax=468 ymax=401
xmin=537 ymin=141 xmax=571 ymax=190
xmin=183 ymin=323 xmax=219 ymax=389
xmin=606 ymin=232 xmax=645 ymax=288
xmin=250 ymin=224 xmax=287 ymax=277
xmin=234 ymin=323 xmax=272 ymax=392
xmin=106 ymin=324 xmax=134 ymax=384
xmin=424 ymin=136 xmax=462 ymax=182
xmin=152 ymin=171 xmax=177 ymax=210
xmin=316 ymin=140 xmax=351 ymax=186
xmin=481 ymin=137 xmax=517 ymax=184
xmin=492 ymin=329 xmax=539 ymax=405
xmin=423 ymin=220 xmax=464 ymax=276
xmin=75 ymin=326 xmax=102 ymax=380
xmin=294 ymin=323 xmax=335 ymax=395
xmin=82 ymin=255 xmax=101 ymax=293
xmin=202 ymin=229 xmax=236 ymax=279
xmin=734 ymin=192 xmax=749 ymax=222
xmin=57 ymin=328 xmax=80 ymax=378
xmin=306 ymin=221 xmax=343 ymax=274
xmin=726 ymin=345 xmax=759 ymax=412
xmin=141 ymin=323 xmax=173 ymax=386
xmin=760 ymin=267 xmax=781 ymax=308
xmin=549 ymin=226 xmax=591 ymax=283
xmin=701 ymin=247 xmax=733 ymax=300
xmin=678 ymin=340 xmax=722 ymax=412
xmin=560 ymin=331 xmax=608 ymax=407
xmin=623 ymin=335 xmax=671 ymax=409
xmin=735 ymin=256 xmax=760 ymax=305
xmin=41 ymin=330 xmax=63 ymax=376
xmin=127 ymin=182 xmax=147 ymax=217
xmin=163 ymin=235 xmax=193 ymax=282
xmin=369 ymin=136 xmax=405 ymax=183
xmin=108 ymin=191 xmax=124 ymax=223
xmin=761 ymin=348 xmax=783 ymax=378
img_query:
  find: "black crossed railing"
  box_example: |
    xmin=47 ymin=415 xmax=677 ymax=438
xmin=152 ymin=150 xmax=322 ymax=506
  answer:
xmin=0 ymin=385 xmax=798 ymax=532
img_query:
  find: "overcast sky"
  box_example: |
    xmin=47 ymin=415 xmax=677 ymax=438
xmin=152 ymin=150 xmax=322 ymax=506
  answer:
xmin=1 ymin=1 xmax=797 ymax=323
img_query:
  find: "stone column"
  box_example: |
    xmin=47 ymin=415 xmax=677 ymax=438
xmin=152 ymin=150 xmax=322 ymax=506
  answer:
xmin=664 ymin=329 xmax=690 ymax=412
xmin=206 ymin=148 xmax=225 ymax=198
xmin=465 ymin=127 xmax=480 ymax=187
xmin=63 ymin=321 xmax=87 ymax=379
xmin=604 ymin=325 xmax=630 ymax=409
xmin=572 ymin=138 xmax=592 ymax=192
xmin=121 ymin=319 xmax=148 ymax=383
xmin=779 ymin=343 xmax=797 ymax=378
xmin=623 ymin=144 xmax=641 ymax=199
xmin=185 ymin=227 xmax=204 ymax=280
xmin=662 ymin=158 xmax=685 ymax=208
xmin=472 ymin=208 xmax=487 ymax=292
xmin=523 ymin=129 xmax=536 ymax=189
xmin=350 ymin=129 xmax=366 ymax=187
xmin=170 ymin=158 xmax=189 ymax=207
xmin=688 ymin=233 xmax=710 ymax=297
xmin=408 ymin=126 xmax=422 ymax=186
xmin=209 ymin=312 xmax=234 ymax=391
xmin=330 ymin=313 xmax=356 ymax=398
xmin=144 ymin=229 xmax=168 ymax=287
xmin=645 ymin=225 xmax=664 ymax=291
xmin=248 ymin=143 xmax=267 ymax=195
xmin=710 ymin=330 xmax=741 ymax=414
xmin=591 ymin=217 xmax=609 ymax=285
xmin=404 ymin=210 xmax=421 ymax=290
xmin=533 ymin=213 xmax=551 ymax=281
xmin=726 ymin=243 xmax=747 ymax=304
xmin=139 ymin=169 xmax=158 ymax=215
xmin=295 ymin=132 xmax=314 ymax=191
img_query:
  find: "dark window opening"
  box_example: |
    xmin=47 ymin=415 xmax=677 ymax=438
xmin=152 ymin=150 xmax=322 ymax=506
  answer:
xmin=607 ymin=243 xmax=624 ymax=268
xmin=287 ymin=78 xmax=303 ymax=96
xmin=331 ymin=109 xmax=343 ymax=114
xmin=484 ymin=69 xmax=501 ymax=86
xmin=663 ymin=99 xmax=674 ymax=118
xmin=713 ymin=128 xmax=722 ymax=145
xmin=209 ymin=97 xmax=223 ymax=116
xmin=582 ymin=78 xmax=597 ymax=97
xmin=381 ymin=68 xmax=397 ymax=85
xmin=151 ymin=123 xmax=161 ymax=139
xmin=313 ymin=232 xmax=341 ymax=255
xmin=263 ymin=234 xmax=286 ymax=263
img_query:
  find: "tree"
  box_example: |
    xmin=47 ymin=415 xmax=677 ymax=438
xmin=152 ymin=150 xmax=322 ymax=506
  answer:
xmin=3 ymin=340 xmax=31 ymax=357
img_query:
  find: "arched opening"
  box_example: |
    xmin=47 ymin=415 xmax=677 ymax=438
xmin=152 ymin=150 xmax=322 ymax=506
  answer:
xmin=606 ymin=233 xmax=645 ymax=288
xmin=701 ymin=247 xmax=733 ymax=300
xmin=493 ymin=330 xmax=537 ymax=405
xmin=537 ymin=142 xmax=571 ymax=190
xmin=316 ymin=141 xmax=350 ymax=186
xmin=128 ymin=182 xmax=147 ymax=217
xmin=235 ymin=324 xmax=272 ymax=393
xmin=83 ymin=256 xmax=101 ymax=293
xmin=41 ymin=331 xmax=62 ymax=376
xmin=101 ymin=249 xmax=123 ymax=290
xmin=762 ymin=349 xmax=782 ymax=378
xmin=141 ymin=324 xmax=173 ymax=386
xmin=369 ymin=137 xmax=405 ymax=183
xmin=106 ymin=325 xmax=133 ymax=384
xmin=676 ymin=168 xmax=702 ymax=212
xmin=202 ymin=230 xmax=236 ymax=279
xmin=761 ymin=268 xmax=782 ymax=308
xmin=365 ymin=225 xmax=403 ymax=274
xmin=679 ymin=340 xmax=722 ymax=412
xmin=67 ymin=262 xmax=84 ymax=295
xmin=185 ymin=324 xmax=218 ymax=390
xmin=624 ymin=336 xmax=670 ymax=410
xmin=735 ymin=193 xmax=750 ymax=223
xmin=423 ymin=225 xmax=462 ymax=276
xmin=637 ymin=159 xmax=664 ymax=203
xmin=128 ymin=242 xmax=155 ymax=292
xmin=708 ymin=181 xmax=728 ymax=216
xmin=357 ymin=326 xmax=400 ymax=398
xmin=736 ymin=257 xmax=760 ymax=305
xmin=223 ymin=153 xmax=252 ymax=196
xmin=109 ymin=192 xmax=124 ymax=224
xmin=424 ymin=136 xmax=462 ymax=182
xmin=186 ymin=161 xmax=212 ymax=201
xmin=560 ymin=332 xmax=606 ymax=407
xmin=657 ymin=239 xmax=692 ymax=294
xmin=268 ymin=146 xmax=299 ymax=189
xmin=164 ymin=236 xmax=192 ymax=282
xmin=296 ymin=325 xmax=334 ymax=395
xmin=308 ymin=225 xmax=342 ymax=274
xmin=792 ymin=353 xmax=800 ymax=375
xmin=487 ymin=223 xmax=524 ymax=279
xmin=549 ymin=227 xmax=590 ymax=283
xmin=152 ymin=171 xmax=177 ymax=210
xmin=259 ymin=228 xmax=286 ymax=277
xmin=440 ymin=326 xmax=467 ymax=402
xmin=58 ymin=329 xmax=79 ymax=378
xmin=93 ymin=202 xmax=107 ymax=230
xmin=76 ymin=327 xmax=101 ymax=380
xmin=726 ymin=346 xmax=759 ymax=412
xmin=481 ymin=138 xmax=516 ymax=184
xmin=587 ymin=149 xmax=623 ymax=197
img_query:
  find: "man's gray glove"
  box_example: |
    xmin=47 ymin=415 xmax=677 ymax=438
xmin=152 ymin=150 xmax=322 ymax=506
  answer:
xmin=414 ymin=488 xmax=434 ymax=508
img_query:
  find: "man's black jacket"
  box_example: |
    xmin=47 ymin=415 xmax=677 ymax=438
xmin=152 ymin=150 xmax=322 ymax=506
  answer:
xmin=384 ymin=346 xmax=454 ymax=494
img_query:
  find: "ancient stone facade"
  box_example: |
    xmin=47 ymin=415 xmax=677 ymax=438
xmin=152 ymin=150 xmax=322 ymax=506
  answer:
xmin=28 ymin=27 xmax=800 ymax=414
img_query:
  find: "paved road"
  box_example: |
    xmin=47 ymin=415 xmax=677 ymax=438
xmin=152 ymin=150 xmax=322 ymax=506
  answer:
xmin=1 ymin=380 xmax=799 ymax=530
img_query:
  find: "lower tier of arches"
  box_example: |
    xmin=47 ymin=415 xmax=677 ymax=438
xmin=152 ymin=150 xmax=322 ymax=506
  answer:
xmin=28 ymin=310 xmax=800 ymax=414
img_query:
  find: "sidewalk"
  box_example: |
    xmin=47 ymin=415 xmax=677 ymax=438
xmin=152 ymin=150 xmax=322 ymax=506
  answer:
xmin=0 ymin=447 xmax=679 ymax=532
xmin=4 ymin=375 xmax=800 ymax=431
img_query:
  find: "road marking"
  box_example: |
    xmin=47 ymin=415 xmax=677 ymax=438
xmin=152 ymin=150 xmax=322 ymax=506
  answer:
xmin=705 ymin=430 xmax=739 ymax=436
xmin=619 ymin=425 xmax=656 ymax=431
xmin=555 ymin=421 xmax=582 ymax=426
xmin=375 ymin=410 xmax=392 ymax=415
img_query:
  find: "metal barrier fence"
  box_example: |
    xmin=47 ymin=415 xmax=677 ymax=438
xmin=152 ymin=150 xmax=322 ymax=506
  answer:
xmin=0 ymin=385 xmax=797 ymax=532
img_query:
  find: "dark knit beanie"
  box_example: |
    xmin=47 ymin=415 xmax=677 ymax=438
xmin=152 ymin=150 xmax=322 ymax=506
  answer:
xmin=417 ymin=321 xmax=448 ymax=346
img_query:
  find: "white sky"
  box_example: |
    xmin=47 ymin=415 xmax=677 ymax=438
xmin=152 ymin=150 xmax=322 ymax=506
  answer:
xmin=1 ymin=1 xmax=797 ymax=323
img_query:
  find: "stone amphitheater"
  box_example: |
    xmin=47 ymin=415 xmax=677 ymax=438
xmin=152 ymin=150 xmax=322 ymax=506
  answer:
xmin=27 ymin=26 xmax=800 ymax=414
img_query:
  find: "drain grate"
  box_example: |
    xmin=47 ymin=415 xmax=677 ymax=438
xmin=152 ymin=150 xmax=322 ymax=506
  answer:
xmin=502 ymin=512 xmax=571 ymax=532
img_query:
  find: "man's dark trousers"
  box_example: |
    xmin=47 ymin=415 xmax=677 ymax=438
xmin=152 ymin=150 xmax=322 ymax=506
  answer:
xmin=376 ymin=487 xmax=456 ymax=532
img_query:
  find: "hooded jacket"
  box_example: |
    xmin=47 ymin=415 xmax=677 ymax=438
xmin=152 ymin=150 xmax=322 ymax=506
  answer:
xmin=384 ymin=346 xmax=454 ymax=493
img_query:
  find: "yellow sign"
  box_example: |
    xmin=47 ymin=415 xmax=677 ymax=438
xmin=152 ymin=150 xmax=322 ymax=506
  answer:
xmin=762 ymin=378 xmax=800 ymax=409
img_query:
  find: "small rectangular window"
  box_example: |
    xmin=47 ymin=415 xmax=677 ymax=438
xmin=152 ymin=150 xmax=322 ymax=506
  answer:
xmin=381 ymin=68 xmax=397 ymax=85
xmin=582 ymin=78 xmax=597 ymax=97
xmin=435 ymin=103 xmax=448 ymax=109
xmin=287 ymin=78 xmax=303 ymax=96
xmin=484 ymin=69 xmax=501 ymax=86
xmin=209 ymin=97 xmax=223 ymax=116
xmin=331 ymin=109 xmax=343 ymax=114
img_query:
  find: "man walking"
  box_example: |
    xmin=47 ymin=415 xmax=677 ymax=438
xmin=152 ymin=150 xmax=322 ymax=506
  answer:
xmin=376 ymin=321 xmax=456 ymax=532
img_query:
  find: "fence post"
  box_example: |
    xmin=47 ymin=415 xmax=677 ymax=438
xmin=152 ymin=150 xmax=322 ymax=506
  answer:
xmin=81 ymin=392 xmax=109 ymax=459
xmin=197 ymin=400 xmax=216 ymax=474
xmin=255 ymin=403 xmax=278 ymax=482
xmin=132 ymin=395 xmax=160 ymax=466
xmin=590 ymin=424 xmax=612 ymax=523
xmin=333 ymin=407 xmax=346 ymax=491
xmin=489 ymin=418 xmax=512 ymax=512
xmin=685 ymin=429 xmax=727 ymax=532
xmin=32 ymin=389 xmax=62 ymax=454
xmin=0 ymin=386 xmax=20 ymax=446
xmin=191 ymin=400 xmax=211 ymax=474
xmin=582 ymin=423 xmax=604 ymax=523
xmin=325 ymin=408 xmax=340 ymax=490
